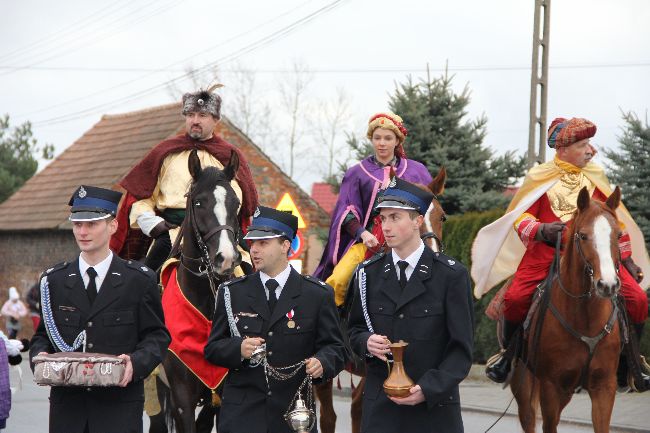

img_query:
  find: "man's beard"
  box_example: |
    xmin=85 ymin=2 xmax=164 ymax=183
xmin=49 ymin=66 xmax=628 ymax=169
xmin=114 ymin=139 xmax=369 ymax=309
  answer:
xmin=189 ymin=128 xmax=202 ymax=139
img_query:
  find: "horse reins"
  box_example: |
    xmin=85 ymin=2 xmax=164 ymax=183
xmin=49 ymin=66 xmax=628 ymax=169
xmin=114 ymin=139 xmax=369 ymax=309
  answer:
xmin=535 ymin=232 xmax=621 ymax=387
xmin=177 ymin=186 xmax=239 ymax=302
xmin=420 ymin=231 xmax=444 ymax=253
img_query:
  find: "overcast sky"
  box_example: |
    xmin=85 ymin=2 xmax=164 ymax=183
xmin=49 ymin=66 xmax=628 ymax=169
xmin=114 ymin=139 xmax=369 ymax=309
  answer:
xmin=2 ymin=0 xmax=649 ymax=192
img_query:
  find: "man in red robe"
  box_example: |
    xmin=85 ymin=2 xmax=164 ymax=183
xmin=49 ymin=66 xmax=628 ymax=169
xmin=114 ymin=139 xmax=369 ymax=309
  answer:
xmin=476 ymin=117 xmax=649 ymax=387
xmin=110 ymin=87 xmax=258 ymax=273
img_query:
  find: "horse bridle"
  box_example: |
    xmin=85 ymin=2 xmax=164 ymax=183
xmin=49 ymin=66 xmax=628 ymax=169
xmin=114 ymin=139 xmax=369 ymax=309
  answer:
xmin=535 ymin=231 xmax=622 ymax=387
xmin=420 ymin=231 xmax=444 ymax=253
xmin=178 ymin=186 xmax=239 ymax=296
xmin=556 ymin=231 xmax=621 ymax=300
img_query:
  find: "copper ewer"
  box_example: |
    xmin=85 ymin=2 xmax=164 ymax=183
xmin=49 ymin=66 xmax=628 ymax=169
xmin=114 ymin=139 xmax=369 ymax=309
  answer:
xmin=383 ymin=340 xmax=415 ymax=398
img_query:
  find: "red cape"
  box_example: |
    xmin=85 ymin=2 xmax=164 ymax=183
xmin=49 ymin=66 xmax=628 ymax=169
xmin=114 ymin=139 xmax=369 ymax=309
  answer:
xmin=161 ymin=262 xmax=228 ymax=389
xmin=110 ymin=134 xmax=257 ymax=257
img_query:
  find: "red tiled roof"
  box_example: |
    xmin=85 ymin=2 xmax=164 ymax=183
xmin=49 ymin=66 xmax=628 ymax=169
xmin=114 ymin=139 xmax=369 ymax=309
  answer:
xmin=0 ymin=102 xmax=329 ymax=231
xmin=311 ymin=182 xmax=338 ymax=215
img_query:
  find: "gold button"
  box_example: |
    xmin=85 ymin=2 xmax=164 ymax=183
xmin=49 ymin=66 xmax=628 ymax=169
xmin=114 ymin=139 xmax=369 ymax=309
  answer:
xmin=268 ymin=331 xmax=273 ymax=337
xmin=88 ymin=343 xmax=94 ymax=349
xmin=399 ymin=314 xmax=404 ymax=319
xmin=87 ymin=322 xmax=93 ymax=327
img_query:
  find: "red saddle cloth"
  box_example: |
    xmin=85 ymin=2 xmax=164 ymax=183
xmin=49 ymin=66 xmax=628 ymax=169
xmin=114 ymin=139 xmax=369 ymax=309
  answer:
xmin=161 ymin=261 xmax=228 ymax=390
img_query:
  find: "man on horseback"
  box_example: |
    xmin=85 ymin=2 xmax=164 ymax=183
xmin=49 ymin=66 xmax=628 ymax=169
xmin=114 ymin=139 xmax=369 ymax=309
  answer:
xmin=347 ymin=178 xmax=474 ymax=433
xmin=110 ymin=86 xmax=258 ymax=274
xmin=204 ymin=206 xmax=346 ymax=433
xmin=474 ymin=117 xmax=650 ymax=387
xmin=30 ymin=185 xmax=171 ymax=433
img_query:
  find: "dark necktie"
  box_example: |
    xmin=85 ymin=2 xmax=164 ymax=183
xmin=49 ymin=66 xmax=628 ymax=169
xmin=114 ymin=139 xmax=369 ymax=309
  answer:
xmin=397 ymin=261 xmax=409 ymax=291
xmin=266 ymin=279 xmax=279 ymax=313
xmin=86 ymin=267 xmax=98 ymax=305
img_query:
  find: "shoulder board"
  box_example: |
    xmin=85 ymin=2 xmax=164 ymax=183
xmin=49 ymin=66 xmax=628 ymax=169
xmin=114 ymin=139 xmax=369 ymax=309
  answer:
xmin=303 ymin=275 xmax=329 ymax=289
xmin=434 ymin=252 xmax=462 ymax=270
xmin=358 ymin=251 xmax=386 ymax=269
xmin=223 ymin=274 xmax=248 ymax=288
xmin=44 ymin=261 xmax=68 ymax=276
xmin=125 ymin=260 xmax=156 ymax=278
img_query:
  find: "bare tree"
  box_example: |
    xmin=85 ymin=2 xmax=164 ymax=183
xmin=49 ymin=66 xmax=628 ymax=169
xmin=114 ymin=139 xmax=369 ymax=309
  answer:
xmin=164 ymin=63 xmax=278 ymax=152
xmin=165 ymin=65 xmax=221 ymax=100
xmin=311 ymin=87 xmax=352 ymax=179
xmin=278 ymin=61 xmax=313 ymax=177
xmin=224 ymin=62 xmax=277 ymax=153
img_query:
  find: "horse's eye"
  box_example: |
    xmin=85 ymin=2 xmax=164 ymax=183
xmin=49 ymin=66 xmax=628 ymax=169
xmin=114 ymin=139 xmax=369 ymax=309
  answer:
xmin=579 ymin=232 xmax=588 ymax=241
xmin=441 ymin=215 xmax=447 ymax=222
xmin=195 ymin=201 xmax=201 ymax=207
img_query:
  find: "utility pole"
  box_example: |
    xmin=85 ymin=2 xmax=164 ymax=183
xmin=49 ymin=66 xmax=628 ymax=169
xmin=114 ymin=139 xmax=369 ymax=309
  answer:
xmin=527 ymin=0 xmax=551 ymax=167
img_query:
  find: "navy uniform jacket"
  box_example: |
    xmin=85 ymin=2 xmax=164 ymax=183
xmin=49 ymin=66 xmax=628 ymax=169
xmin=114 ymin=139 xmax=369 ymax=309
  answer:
xmin=29 ymin=256 xmax=171 ymax=433
xmin=348 ymin=247 xmax=474 ymax=433
xmin=204 ymin=267 xmax=346 ymax=433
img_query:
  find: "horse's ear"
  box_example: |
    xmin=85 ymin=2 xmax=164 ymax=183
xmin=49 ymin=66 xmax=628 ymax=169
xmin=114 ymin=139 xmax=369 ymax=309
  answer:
xmin=224 ymin=150 xmax=240 ymax=181
xmin=188 ymin=149 xmax=201 ymax=180
xmin=577 ymin=186 xmax=591 ymax=211
xmin=429 ymin=166 xmax=446 ymax=196
xmin=605 ymin=186 xmax=621 ymax=211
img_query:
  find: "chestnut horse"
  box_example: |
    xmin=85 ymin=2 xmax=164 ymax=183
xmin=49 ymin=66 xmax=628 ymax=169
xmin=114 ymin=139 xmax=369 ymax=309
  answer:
xmin=315 ymin=167 xmax=447 ymax=433
xmin=511 ymin=186 xmax=623 ymax=433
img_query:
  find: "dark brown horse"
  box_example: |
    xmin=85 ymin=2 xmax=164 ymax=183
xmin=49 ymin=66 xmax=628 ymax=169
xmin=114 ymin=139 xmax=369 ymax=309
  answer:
xmin=315 ymin=166 xmax=447 ymax=433
xmin=511 ymin=186 xmax=623 ymax=433
xmin=153 ymin=149 xmax=243 ymax=433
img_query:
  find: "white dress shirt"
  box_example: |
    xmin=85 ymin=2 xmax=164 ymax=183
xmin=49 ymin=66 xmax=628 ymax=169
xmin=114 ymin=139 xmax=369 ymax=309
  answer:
xmin=78 ymin=251 xmax=113 ymax=294
xmin=391 ymin=241 xmax=425 ymax=283
xmin=260 ymin=264 xmax=292 ymax=301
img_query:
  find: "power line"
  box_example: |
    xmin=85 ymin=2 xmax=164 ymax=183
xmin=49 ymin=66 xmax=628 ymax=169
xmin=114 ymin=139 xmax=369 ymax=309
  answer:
xmin=22 ymin=0 xmax=345 ymax=125
xmin=0 ymin=0 xmax=132 ymax=64
xmin=31 ymin=0 xmax=346 ymax=126
xmin=4 ymin=62 xmax=650 ymax=73
xmin=0 ymin=0 xmax=182 ymax=76
xmin=13 ymin=0 xmax=320 ymax=119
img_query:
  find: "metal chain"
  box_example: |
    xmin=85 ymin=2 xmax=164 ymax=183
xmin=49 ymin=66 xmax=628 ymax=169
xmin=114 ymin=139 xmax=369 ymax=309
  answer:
xmin=283 ymin=374 xmax=314 ymax=420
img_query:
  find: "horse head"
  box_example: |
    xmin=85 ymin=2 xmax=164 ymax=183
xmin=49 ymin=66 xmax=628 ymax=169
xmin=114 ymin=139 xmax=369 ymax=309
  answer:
xmin=186 ymin=149 xmax=242 ymax=276
xmin=568 ymin=186 xmax=622 ymax=298
xmin=418 ymin=166 xmax=447 ymax=252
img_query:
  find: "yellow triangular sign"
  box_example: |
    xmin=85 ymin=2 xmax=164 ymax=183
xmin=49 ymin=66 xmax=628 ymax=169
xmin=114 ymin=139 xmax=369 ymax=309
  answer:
xmin=275 ymin=193 xmax=306 ymax=229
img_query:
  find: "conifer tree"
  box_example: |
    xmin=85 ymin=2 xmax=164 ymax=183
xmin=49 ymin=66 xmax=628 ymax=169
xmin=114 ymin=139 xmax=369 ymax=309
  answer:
xmin=329 ymin=71 xmax=526 ymax=214
xmin=604 ymin=111 xmax=650 ymax=240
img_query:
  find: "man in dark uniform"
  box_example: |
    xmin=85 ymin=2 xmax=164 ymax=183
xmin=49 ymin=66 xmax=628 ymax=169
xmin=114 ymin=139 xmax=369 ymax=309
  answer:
xmin=30 ymin=185 xmax=171 ymax=433
xmin=204 ymin=206 xmax=346 ymax=433
xmin=348 ymin=178 xmax=474 ymax=433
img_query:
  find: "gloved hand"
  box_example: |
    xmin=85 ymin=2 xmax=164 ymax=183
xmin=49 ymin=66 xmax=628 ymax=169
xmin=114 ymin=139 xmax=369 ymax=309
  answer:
xmin=149 ymin=221 xmax=177 ymax=239
xmin=536 ymin=221 xmax=566 ymax=246
xmin=5 ymin=339 xmax=23 ymax=357
xmin=622 ymin=256 xmax=644 ymax=283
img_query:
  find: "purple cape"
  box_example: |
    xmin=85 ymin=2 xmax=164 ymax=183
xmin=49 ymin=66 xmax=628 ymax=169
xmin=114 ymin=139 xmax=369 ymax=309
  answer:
xmin=313 ymin=156 xmax=433 ymax=280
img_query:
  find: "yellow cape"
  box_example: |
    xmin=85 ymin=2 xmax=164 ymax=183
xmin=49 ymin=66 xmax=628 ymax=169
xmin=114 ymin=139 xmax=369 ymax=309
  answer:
xmin=471 ymin=157 xmax=650 ymax=298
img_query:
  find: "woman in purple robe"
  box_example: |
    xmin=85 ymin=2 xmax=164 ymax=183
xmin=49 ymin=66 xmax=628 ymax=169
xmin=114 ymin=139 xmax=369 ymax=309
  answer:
xmin=313 ymin=112 xmax=433 ymax=305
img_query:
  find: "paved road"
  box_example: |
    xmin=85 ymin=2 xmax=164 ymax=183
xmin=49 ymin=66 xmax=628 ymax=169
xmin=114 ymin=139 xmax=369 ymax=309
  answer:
xmin=5 ymin=367 xmax=632 ymax=433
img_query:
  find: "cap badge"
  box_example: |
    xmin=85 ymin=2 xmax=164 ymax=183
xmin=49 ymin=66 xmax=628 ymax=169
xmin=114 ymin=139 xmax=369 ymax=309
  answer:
xmin=388 ymin=177 xmax=397 ymax=188
xmin=254 ymin=207 xmax=261 ymax=218
xmin=78 ymin=186 xmax=87 ymax=198
xmin=197 ymin=98 xmax=205 ymax=106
